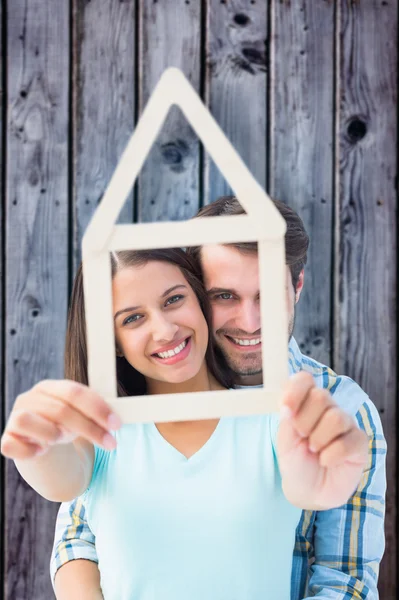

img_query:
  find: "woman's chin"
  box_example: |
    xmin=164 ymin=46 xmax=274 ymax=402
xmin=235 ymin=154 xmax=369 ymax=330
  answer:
xmin=148 ymin=362 xmax=203 ymax=387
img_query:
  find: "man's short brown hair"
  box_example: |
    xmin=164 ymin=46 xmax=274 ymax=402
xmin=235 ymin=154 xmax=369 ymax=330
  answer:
xmin=187 ymin=195 xmax=309 ymax=290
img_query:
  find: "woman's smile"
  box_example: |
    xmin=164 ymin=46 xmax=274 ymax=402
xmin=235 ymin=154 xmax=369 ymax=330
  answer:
xmin=151 ymin=336 xmax=192 ymax=365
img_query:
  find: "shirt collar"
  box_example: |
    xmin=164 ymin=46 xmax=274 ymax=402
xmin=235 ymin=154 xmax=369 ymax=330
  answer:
xmin=288 ymin=336 xmax=303 ymax=376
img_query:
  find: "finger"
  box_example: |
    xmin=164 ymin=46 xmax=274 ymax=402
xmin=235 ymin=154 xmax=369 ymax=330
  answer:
xmin=292 ymin=388 xmax=335 ymax=438
xmin=7 ymin=410 xmax=63 ymax=446
xmin=308 ymin=407 xmax=354 ymax=454
xmin=32 ymin=380 xmax=122 ymax=432
xmin=277 ymin=418 xmax=307 ymax=458
xmin=29 ymin=393 xmax=117 ymax=450
xmin=319 ymin=428 xmax=369 ymax=468
xmin=0 ymin=430 xmax=44 ymax=461
xmin=281 ymin=371 xmax=315 ymax=418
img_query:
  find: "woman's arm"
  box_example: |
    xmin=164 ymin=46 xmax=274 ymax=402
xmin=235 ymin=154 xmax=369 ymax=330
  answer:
xmin=1 ymin=379 xmax=121 ymax=502
xmin=55 ymin=560 xmax=103 ymax=600
xmin=15 ymin=437 xmax=93 ymax=502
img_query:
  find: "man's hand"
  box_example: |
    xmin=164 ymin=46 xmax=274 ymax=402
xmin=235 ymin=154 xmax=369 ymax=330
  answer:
xmin=277 ymin=372 xmax=368 ymax=510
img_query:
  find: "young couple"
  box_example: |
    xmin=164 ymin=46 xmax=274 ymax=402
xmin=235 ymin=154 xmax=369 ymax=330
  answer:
xmin=1 ymin=196 xmax=385 ymax=599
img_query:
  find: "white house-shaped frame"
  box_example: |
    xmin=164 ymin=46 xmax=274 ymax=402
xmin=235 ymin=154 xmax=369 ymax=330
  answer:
xmin=82 ymin=67 xmax=287 ymax=423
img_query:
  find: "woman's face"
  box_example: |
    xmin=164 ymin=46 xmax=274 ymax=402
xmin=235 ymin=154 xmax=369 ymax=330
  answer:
xmin=112 ymin=261 xmax=209 ymax=385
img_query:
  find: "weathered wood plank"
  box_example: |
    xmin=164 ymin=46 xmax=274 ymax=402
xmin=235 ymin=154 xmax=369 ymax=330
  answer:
xmin=73 ymin=0 xmax=136 ymax=269
xmin=137 ymin=0 xmax=201 ymax=223
xmin=5 ymin=1 xmax=69 ymax=598
xmin=335 ymin=2 xmax=397 ymax=598
xmin=205 ymin=0 xmax=267 ymax=203
xmin=269 ymin=0 xmax=334 ymax=366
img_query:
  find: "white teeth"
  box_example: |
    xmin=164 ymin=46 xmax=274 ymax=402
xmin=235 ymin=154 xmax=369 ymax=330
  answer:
xmin=156 ymin=339 xmax=187 ymax=359
xmin=232 ymin=337 xmax=261 ymax=346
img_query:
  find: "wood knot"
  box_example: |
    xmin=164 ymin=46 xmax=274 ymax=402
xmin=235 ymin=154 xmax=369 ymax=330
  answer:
xmin=242 ymin=47 xmax=265 ymax=66
xmin=26 ymin=295 xmax=41 ymax=318
xmin=160 ymin=139 xmax=189 ymax=173
xmin=346 ymin=117 xmax=367 ymax=143
xmin=234 ymin=13 xmax=249 ymax=26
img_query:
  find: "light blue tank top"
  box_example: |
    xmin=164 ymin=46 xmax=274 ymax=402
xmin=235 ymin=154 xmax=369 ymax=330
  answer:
xmin=84 ymin=414 xmax=301 ymax=599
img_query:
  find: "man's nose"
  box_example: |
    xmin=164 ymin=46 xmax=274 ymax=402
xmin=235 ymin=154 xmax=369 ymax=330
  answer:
xmin=235 ymin=302 xmax=261 ymax=334
xmin=151 ymin=313 xmax=179 ymax=342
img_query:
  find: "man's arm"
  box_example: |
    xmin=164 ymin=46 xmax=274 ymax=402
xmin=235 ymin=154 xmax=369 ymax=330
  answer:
xmin=51 ymin=498 xmax=102 ymax=599
xmin=294 ymin=398 xmax=386 ymax=599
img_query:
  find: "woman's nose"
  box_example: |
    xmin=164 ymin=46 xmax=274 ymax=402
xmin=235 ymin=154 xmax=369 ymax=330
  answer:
xmin=151 ymin=313 xmax=179 ymax=342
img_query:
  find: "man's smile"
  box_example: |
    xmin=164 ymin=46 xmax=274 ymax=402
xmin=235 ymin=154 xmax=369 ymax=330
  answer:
xmin=224 ymin=335 xmax=262 ymax=350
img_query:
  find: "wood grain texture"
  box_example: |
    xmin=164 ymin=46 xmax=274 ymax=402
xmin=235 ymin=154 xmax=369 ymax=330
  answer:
xmin=335 ymin=1 xmax=397 ymax=598
xmin=138 ymin=0 xmax=201 ymax=223
xmin=205 ymin=0 xmax=267 ymax=203
xmin=73 ymin=0 xmax=135 ymax=268
xmin=269 ymin=0 xmax=334 ymax=366
xmin=5 ymin=1 xmax=69 ymax=598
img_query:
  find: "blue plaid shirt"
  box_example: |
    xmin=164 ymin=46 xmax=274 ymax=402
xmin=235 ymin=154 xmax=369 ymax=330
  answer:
xmin=51 ymin=338 xmax=386 ymax=598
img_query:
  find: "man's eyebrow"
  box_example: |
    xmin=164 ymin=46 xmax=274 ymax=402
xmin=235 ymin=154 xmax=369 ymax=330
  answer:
xmin=206 ymin=287 xmax=236 ymax=295
xmin=114 ymin=284 xmax=187 ymax=321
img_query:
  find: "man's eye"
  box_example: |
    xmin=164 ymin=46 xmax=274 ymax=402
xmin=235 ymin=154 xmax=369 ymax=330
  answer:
xmin=216 ymin=293 xmax=234 ymax=301
xmin=123 ymin=314 xmax=142 ymax=325
xmin=165 ymin=294 xmax=184 ymax=306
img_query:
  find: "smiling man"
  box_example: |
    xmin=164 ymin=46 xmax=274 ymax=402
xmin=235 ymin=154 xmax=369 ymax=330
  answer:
xmin=51 ymin=196 xmax=386 ymax=600
xmin=199 ymin=244 xmax=297 ymax=385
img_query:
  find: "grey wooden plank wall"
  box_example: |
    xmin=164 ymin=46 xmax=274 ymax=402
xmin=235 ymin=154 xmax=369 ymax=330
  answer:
xmin=4 ymin=1 xmax=69 ymax=599
xmin=335 ymin=2 xmax=397 ymax=598
xmin=1 ymin=1 xmax=397 ymax=599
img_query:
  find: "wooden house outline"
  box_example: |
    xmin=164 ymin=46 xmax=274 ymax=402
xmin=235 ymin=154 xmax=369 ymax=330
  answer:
xmin=82 ymin=67 xmax=288 ymax=422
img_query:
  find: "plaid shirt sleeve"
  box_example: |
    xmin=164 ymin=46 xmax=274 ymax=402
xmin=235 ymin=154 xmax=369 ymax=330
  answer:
xmin=292 ymin=397 xmax=386 ymax=599
xmin=50 ymin=496 xmax=98 ymax=587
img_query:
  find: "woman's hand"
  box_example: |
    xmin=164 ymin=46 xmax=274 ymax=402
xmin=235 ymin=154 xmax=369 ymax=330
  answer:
xmin=1 ymin=379 xmax=122 ymax=461
xmin=277 ymin=372 xmax=369 ymax=510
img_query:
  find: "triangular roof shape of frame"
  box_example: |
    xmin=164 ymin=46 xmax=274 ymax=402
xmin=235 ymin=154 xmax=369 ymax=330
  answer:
xmin=82 ymin=67 xmax=288 ymax=423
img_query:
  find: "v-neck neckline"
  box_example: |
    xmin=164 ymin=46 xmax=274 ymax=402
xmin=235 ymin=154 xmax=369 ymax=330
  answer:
xmin=148 ymin=418 xmax=226 ymax=465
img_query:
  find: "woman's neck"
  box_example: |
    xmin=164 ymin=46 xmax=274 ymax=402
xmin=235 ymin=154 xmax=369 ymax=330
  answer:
xmin=147 ymin=361 xmax=225 ymax=444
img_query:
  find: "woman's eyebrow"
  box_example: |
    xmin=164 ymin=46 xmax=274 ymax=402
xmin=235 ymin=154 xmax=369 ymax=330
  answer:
xmin=114 ymin=306 xmax=141 ymax=321
xmin=161 ymin=284 xmax=187 ymax=298
xmin=114 ymin=285 xmax=187 ymax=321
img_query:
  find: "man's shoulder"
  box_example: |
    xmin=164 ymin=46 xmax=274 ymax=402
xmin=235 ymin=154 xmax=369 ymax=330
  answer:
xmin=290 ymin=339 xmax=380 ymax=425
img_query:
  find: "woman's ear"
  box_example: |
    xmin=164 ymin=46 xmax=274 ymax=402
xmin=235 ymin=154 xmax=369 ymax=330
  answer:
xmin=295 ymin=270 xmax=305 ymax=304
xmin=115 ymin=345 xmax=124 ymax=358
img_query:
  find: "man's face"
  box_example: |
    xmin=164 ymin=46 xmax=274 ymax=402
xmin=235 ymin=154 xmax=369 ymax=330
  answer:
xmin=200 ymin=244 xmax=302 ymax=386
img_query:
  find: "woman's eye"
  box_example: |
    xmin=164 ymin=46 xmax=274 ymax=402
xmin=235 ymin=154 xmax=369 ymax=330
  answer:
xmin=165 ymin=294 xmax=184 ymax=306
xmin=123 ymin=314 xmax=142 ymax=326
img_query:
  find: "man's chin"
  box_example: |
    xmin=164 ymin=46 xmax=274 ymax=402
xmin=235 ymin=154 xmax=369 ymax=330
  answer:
xmin=224 ymin=356 xmax=263 ymax=378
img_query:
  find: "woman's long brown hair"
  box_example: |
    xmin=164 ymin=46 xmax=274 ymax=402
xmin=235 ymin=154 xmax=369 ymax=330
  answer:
xmin=64 ymin=248 xmax=234 ymax=396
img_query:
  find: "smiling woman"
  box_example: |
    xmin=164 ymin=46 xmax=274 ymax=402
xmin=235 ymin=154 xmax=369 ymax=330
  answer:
xmin=112 ymin=256 xmax=211 ymax=390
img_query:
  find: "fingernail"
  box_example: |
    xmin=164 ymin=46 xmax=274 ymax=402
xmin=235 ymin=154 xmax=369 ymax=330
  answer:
xmin=309 ymin=445 xmax=317 ymax=453
xmin=280 ymin=406 xmax=292 ymax=421
xmin=108 ymin=414 xmax=122 ymax=430
xmin=103 ymin=433 xmax=117 ymax=450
